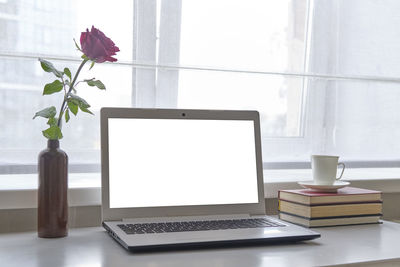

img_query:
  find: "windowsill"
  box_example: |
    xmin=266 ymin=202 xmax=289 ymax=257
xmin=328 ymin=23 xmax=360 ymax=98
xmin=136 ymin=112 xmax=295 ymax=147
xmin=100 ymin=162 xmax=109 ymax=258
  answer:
xmin=1 ymin=168 xmax=400 ymax=209
xmin=0 ymin=173 xmax=101 ymax=190
xmin=0 ymin=173 xmax=101 ymax=209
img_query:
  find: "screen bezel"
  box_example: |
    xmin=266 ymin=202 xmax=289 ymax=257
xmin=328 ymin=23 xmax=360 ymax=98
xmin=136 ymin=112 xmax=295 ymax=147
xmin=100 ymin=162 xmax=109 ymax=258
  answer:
xmin=101 ymin=108 xmax=265 ymax=221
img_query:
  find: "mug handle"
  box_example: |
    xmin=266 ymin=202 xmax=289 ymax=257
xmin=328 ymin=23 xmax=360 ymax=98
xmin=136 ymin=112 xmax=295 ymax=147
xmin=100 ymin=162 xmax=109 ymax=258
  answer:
xmin=336 ymin=162 xmax=345 ymax=180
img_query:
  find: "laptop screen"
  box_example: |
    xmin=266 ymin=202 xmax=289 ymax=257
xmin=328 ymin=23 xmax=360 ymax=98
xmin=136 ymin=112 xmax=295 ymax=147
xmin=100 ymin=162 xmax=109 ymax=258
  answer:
xmin=108 ymin=118 xmax=259 ymax=208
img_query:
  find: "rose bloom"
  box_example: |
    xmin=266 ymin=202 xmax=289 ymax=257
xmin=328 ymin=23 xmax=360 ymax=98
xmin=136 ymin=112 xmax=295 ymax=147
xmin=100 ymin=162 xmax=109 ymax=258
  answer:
xmin=80 ymin=26 xmax=120 ymax=63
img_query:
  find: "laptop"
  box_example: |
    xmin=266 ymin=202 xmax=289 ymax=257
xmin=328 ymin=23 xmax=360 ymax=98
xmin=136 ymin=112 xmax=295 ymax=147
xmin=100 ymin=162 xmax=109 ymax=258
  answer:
xmin=100 ymin=108 xmax=320 ymax=252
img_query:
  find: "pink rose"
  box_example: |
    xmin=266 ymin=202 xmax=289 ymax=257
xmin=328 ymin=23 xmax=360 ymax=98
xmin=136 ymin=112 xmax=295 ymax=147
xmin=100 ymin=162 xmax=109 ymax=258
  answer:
xmin=80 ymin=26 xmax=120 ymax=63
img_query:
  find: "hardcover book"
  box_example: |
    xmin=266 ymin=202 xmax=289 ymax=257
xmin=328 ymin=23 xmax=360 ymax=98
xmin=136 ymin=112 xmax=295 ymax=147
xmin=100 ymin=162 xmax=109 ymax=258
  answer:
xmin=278 ymin=187 xmax=382 ymax=205
xmin=278 ymin=200 xmax=382 ymax=218
xmin=279 ymin=212 xmax=381 ymax=228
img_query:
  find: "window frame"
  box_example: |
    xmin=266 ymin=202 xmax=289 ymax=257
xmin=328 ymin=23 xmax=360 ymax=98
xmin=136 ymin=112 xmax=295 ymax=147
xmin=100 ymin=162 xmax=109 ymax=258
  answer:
xmin=2 ymin=1 xmax=400 ymax=211
xmin=2 ymin=0 xmax=400 ymax=178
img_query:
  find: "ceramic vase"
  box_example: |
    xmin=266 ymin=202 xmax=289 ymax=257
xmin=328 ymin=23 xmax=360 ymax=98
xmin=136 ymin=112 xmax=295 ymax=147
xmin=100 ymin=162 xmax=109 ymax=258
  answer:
xmin=38 ymin=140 xmax=68 ymax=238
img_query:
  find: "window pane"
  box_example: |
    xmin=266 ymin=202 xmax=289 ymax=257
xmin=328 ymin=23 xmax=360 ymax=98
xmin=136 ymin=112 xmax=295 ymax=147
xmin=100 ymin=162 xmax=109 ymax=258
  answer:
xmin=310 ymin=0 xmax=400 ymax=77
xmin=260 ymin=78 xmax=400 ymax=163
xmin=178 ymin=0 xmax=308 ymax=72
xmin=0 ymin=57 xmax=132 ymax=168
xmin=308 ymin=78 xmax=400 ymax=161
xmin=167 ymin=0 xmax=309 ymax=138
xmin=177 ymin=69 xmax=304 ymax=137
xmin=0 ymin=0 xmax=134 ymax=176
xmin=0 ymin=0 xmax=133 ymax=61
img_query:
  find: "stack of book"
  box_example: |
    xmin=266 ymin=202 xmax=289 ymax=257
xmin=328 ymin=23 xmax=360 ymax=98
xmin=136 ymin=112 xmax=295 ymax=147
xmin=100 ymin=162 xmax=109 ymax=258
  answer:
xmin=278 ymin=187 xmax=382 ymax=227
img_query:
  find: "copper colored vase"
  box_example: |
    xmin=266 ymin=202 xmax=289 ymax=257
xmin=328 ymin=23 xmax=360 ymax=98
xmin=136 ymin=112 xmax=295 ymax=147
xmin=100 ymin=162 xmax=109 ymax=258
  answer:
xmin=38 ymin=140 xmax=68 ymax=238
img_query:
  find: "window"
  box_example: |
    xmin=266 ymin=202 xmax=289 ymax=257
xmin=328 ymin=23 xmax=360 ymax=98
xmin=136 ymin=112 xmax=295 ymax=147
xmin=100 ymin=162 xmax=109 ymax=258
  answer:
xmin=1 ymin=0 xmax=400 ymax=190
xmin=155 ymin=0 xmax=400 ymax=167
xmin=302 ymin=0 xmax=400 ymax=166
xmin=160 ymin=0 xmax=307 ymax=139
xmin=0 ymin=0 xmax=133 ymax=178
xmin=153 ymin=0 xmax=311 ymax=165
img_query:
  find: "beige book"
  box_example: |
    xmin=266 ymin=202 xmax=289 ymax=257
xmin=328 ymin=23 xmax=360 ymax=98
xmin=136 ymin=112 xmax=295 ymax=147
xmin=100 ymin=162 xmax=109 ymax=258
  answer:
xmin=279 ymin=212 xmax=381 ymax=228
xmin=279 ymin=200 xmax=382 ymax=218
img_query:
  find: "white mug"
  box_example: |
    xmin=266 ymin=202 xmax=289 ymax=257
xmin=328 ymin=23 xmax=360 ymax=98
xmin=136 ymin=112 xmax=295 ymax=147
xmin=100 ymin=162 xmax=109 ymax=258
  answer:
xmin=311 ymin=155 xmax=345 ymax=185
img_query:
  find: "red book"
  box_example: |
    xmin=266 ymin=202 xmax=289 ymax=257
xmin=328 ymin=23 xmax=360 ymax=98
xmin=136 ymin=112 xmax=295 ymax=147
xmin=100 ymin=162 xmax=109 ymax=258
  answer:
xmin=278 ymin=187 xmax=382 ymax=205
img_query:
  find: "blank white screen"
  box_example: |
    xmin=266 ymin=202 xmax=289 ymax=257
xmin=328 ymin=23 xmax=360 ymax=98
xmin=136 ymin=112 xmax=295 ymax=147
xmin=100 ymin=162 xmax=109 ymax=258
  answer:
xmin=108 ymin=118 xmax=259 ymax=208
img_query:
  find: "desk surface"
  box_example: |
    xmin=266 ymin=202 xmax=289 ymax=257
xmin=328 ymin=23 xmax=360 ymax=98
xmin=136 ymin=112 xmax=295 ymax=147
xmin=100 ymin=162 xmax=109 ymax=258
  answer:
xmin=1 ymin=221 xmax=400 ymax=267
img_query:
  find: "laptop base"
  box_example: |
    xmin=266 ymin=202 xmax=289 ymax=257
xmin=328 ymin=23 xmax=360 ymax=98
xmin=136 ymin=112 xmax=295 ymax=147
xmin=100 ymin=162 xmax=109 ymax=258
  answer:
xmin=103 ymin=216 xmax=321 ymax=252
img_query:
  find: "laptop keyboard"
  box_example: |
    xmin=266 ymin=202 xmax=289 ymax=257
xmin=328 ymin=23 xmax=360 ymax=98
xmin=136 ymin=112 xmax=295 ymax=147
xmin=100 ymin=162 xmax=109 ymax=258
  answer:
xmin=117 ymin=218 xmax=286 ymax=235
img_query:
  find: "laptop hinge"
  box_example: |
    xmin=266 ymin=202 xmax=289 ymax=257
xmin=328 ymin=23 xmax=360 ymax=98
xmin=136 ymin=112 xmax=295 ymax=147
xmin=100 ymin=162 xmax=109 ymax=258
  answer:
xmin=121 ymin=214 xmax=253 ymax=222
xmin=250 ymin=213 xmax=268 ymax=217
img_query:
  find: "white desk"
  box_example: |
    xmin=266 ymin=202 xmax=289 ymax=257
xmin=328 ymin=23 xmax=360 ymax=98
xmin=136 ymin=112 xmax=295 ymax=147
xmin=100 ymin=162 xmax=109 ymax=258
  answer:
xmin=1 ymin=221 xmax=400 ymax=267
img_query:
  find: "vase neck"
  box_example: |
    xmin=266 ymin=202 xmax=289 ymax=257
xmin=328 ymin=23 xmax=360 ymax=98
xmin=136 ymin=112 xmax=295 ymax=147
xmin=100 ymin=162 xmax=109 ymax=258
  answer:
xmin=47 ymin=140 xmax=60 ymax=149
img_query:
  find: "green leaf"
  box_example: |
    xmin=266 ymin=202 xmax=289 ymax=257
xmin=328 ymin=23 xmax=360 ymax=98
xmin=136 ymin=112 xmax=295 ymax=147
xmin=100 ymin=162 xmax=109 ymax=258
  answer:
xmin=67 ymin=101 xmax=78 ymax=115
xmin=42 ymin=125 xmax=63 ymax=140
xmin=84 ymin=79 xmax=106 ymax=90
xmin=68 ymin=94 xmax=90 ymax=108
xmin=73 ymin=38 xmax=81 ymax=51
xmin=68 ymin=94 xmax=95 ymax=116
xmin=43 ymin=80 xmax=63 ymax=95
xmin=47 ymin=117 xmax=58 ymax=126
xmin=39 ymin=58 xmax=63 ymax=78
xmin=89 ymin=61 xmax=95 ymax=70
xmin=81 ymin=54 xmax=89 ymax=60
xmin=64 ymin=68 xmax=71 ymax=80
xmin=65 ymin=109 xmax=70 ymax=122
xmin=33 ymin=106 xmax=57 ymax=119
xmin=80 ymin=107 xmax=94 ymax=115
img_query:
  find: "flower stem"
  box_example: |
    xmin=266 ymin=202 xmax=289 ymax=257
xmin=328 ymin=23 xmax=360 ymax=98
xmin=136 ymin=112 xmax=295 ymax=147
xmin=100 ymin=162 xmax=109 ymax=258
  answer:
xmin=57 ymin=59 xmax=89 ymax=128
